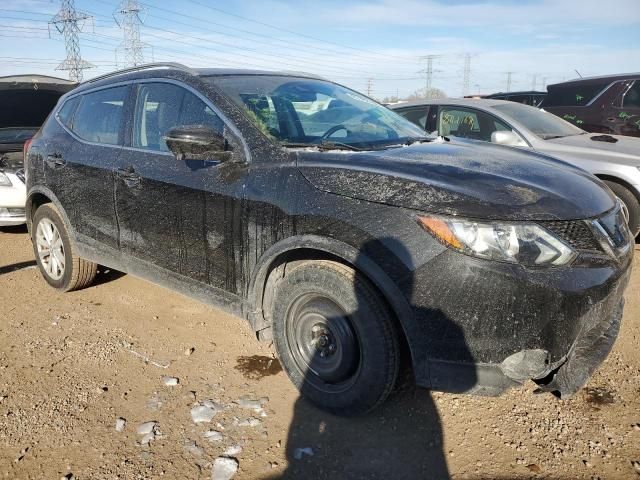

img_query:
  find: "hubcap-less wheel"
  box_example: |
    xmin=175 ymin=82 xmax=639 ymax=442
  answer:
xmin=286 ymin=293 xmax=361 ymax=391
xmin=35 ymin=218 xmax=65 ymax=280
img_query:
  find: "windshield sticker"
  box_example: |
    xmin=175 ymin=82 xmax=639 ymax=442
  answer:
xmin=576 ymin=94 xmax=584 ymax=102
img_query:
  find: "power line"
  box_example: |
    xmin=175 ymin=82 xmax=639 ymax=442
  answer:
xmin=49 ymin=0 xmax=94 ymax=82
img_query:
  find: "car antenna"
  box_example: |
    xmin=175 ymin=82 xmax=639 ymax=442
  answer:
xmin=574 ymin=69 xmax=582 ymax=78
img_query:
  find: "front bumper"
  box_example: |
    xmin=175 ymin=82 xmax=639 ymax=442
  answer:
xmin=0 ymin=171 xmax=26 ymax=226
xmin=407 ymin=244 xmax=633 ymax=397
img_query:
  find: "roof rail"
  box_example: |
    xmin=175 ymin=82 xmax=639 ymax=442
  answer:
xmin=82 ymin=62 xmax=196 ymax=85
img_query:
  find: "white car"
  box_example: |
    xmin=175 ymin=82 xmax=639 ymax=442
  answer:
xmin=0 ymin=75 xmax=75 ymax=226
xmin=392 ymin=98 xmax=640 ymax=236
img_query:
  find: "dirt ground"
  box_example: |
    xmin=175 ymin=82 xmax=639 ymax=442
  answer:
xmin=0 ymin=226 xmax=639 ymax=480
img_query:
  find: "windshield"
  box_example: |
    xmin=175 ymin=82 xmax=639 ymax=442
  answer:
xmin=492 ymin=102 xmax=584 ymax=140
xmin=207 ymin=75 xmax=426 ymax=149
xmin=0 ymin=127 xmax=38 ymax=144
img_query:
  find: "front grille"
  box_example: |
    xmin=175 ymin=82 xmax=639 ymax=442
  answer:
xmin=541 ymin=219 xmax=602 ymax=252
xmin=15 ymin=169 xmax=25 ymax=183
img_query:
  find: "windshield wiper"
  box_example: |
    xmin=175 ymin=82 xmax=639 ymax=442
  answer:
xmin=281 ymin=141 xmax=362 ymax=152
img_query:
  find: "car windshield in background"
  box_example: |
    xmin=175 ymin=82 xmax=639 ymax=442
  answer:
xmin=0 ymin=127 xmax=39 ymax=144
xmin=492 ymin=103 xmax=585 ymax=140
xmin=207 ymin=75 xmax=427 ymax=150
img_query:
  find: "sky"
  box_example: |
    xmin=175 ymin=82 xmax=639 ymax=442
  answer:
xmin=1 ymin=0 xmax=639 ymax=99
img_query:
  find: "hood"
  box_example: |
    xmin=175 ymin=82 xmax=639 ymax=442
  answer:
xmin=542 ymin=133 xmax=640 ymax=167
xmin=0 ymin=75 xmax=76 ymax=130
xmin=296 ymin=141 xmax=615 ymax=221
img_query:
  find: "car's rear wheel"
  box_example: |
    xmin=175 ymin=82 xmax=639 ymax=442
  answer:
xmin=32 ymin=204 xmax=97 ymax=291
xmin=271 ymin=260 xmax=400 ymax=416
xmin=604 ymin=181 xmax=640 ymax=237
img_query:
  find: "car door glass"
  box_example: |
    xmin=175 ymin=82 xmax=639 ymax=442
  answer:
xmin=72 ymin=87 xmax=127 ymax=145
xmin=439 ymin=107 xmax=512 ymax=142
xmin=57 ymin=96 xmax=80 ymax=129
xmin=397 ymin=107 xmax=429 ymax=130
xmin=134 ymin=83 xmax=225 ymax=152
xmin=622 ymin=81 xmax=640 ymax=108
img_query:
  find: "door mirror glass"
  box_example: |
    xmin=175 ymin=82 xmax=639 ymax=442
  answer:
xmin=491 ymin=130 xmax=526 ymax=147
xmin=164 ymin=125 xmax=232 ymax=162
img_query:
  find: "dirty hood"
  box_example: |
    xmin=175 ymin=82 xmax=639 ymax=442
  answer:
xmin=297 ymin=141 xmax=615 ymax=221
xmin=543 ymin=133 xmax=640 ymax=166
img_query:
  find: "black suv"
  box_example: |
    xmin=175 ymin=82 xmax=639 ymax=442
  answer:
xmin=25 ymin=64 xmax=633 ymax=415
xmin=541 ymin=73 xmax=640 ymax=137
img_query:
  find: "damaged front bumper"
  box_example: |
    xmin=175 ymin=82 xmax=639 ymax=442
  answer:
xmin=409 ymin=239 xmax=633 ymax=398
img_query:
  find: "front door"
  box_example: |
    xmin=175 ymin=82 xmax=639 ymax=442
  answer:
xmin=114 ymin=80 xmax=248 ymax=294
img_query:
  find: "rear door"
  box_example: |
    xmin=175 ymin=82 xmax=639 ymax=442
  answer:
xmin=43 ymin=85 xmax=129 ymax=250
xmin=114 ymin=80 xmax=248 ymax=293
xmin=612 ymin=80 xmax=640 ymax=137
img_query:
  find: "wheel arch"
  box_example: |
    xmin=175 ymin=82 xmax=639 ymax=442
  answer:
xmin=247 ymin=235 xmax=429 ymax=386
xmin=25 ymin=187 xmax=73 ymax=235
xmin=594 ymin=174 xmax=640 ymax=203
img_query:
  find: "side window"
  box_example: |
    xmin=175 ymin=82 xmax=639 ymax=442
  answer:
xmin=622 ymin=81 xmax=640 ymax=108
xmin=133 ymin=82 xmax=224 ymax=152
xmin=543 ymin=81 xmax=610 ymax=107
xmin=438 ymin=107 xmax=511 ymax=142
xmin=397 ymin=107 xmax=429 ymax=130
xmin=57 ymin=96 xmax=80 ymax=129
xmin=72 ymin=86 xmax=127 ymax=145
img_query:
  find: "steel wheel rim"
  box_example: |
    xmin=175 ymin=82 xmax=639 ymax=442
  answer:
xmin=35 ymin=218 xmax=65 ymax=281
xmin=285 ymin=293 xmax=361 ymax=392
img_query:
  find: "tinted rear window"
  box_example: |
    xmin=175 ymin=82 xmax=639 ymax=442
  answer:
xmin=542 ymin=81 xmax=610 ymax=107
xmin=72 ymin=86 xmax=127 ymax=145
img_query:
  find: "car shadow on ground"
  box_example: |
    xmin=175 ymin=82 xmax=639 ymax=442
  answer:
xmin=0 ymin=225 xmax=28 ymax=235
xmin=267 ymin=238 xmax=477 ymax=480
xmin=0 ymin=259 xmax=36 ymax=275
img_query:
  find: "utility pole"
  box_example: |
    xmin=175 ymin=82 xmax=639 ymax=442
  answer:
xmin=542 ymin=76 xmax=548 ymax=89
xmin=49 ymin=0 xmax=93 ymax=82
xmin=505 ymin=71 xmax=513 ymax=92
xmin=366 ymin=78 xmax=373 ymax=97
xmin=531 ymin=74 xmax=537 ymax=91
xmin=114 ymin=0 xmax=148 ymax=67
xmin=462 ymin=53 xmax=472 ymax=96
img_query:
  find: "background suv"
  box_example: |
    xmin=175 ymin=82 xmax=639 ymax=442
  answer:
xmin=25 ymin=63 xmax=633 ymax=415
xmin=541 ymin=73 xmax=640 ymax=137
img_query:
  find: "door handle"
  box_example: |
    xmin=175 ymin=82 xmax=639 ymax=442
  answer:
xmin=45 ymin=154 xmax=66 ymax=168
xmin=116 ymin=166 xmax=141 ymax=187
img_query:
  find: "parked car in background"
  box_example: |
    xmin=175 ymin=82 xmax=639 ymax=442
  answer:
xmin=483 ymin=90 xmax=547 ymax=106
xmin=0 ymin=75 xmax=76 ymax=226
xmin=540 ymin=73 xmax=640 ymax=137
xmin=392 ymin=98 xmax=640 ymax=236
xmin=25 ymin=64 xmax=632 ymax=415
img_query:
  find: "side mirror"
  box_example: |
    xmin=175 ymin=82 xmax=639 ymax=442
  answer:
xmin=491 ymin=130 xmax=527 ymax=147
xmin=164 ymin=125 xmax=232 ymax=162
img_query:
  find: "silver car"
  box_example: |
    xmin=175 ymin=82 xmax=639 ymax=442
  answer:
xmin=392 ymin=98 xmax=640 ymax=236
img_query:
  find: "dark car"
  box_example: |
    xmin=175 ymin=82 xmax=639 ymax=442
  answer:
xmin=541 ymin=73 xmax=640 ymax=137
xmin=25 ymin=63 xmax=633 ymax=415
xmin=0 ymin=75 xmax=76 ymax=225
xmin=482 ymin=90 xmax=547 ymax=107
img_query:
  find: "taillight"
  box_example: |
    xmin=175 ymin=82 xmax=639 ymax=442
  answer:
xmin=23 ymin=137 xmax=33 ymax=161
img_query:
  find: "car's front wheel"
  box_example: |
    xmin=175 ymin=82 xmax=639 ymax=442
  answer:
xmin=271 ymin=260 xmax=400 ymax=416
xmin=604 ymin=181 xmax=640 ymax=237
xmin=32 ymin=204 xmax=97 ymax=291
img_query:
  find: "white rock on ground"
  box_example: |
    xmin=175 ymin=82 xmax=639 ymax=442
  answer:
xmin=211 ymin=457 xmax=239 ymax=480
xmin=293 ymin=447 xmax=314 ymax=460
xmin=136 ymin=421 xmax=157 ymax=435
xmin=115 ymin=417 xmax=126 ymax=432
xmin=204 ymin=430 xmax=224 ymax=442
xmin=191 ymin=405 xmax=218 ymax=423
xmin=139 ymin=432 xmax=155 ymax=446
xmin=183 ymin=440 xmax=205 ymax=457
xmin=237 ymin=417 xmax=261 ymax=427
xmin=162 ymin=376 xmax=179 ymax=386
xmin=223 ymin=445 xmax=242 ymax=456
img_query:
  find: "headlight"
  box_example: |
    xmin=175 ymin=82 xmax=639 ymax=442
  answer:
xmin=0 ymin=172 xmax=12 ymax=187
xmin=418 ymin=215 xmax=577 ymax=266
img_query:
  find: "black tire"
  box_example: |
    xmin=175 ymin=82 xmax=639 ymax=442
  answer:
xmin=32 ymin=203 xmax=97 ymax=291
xmin=271 ymin=260 xmax=400 ymax=416
xmin=604 ymin=181 xmax=640 ymax=237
